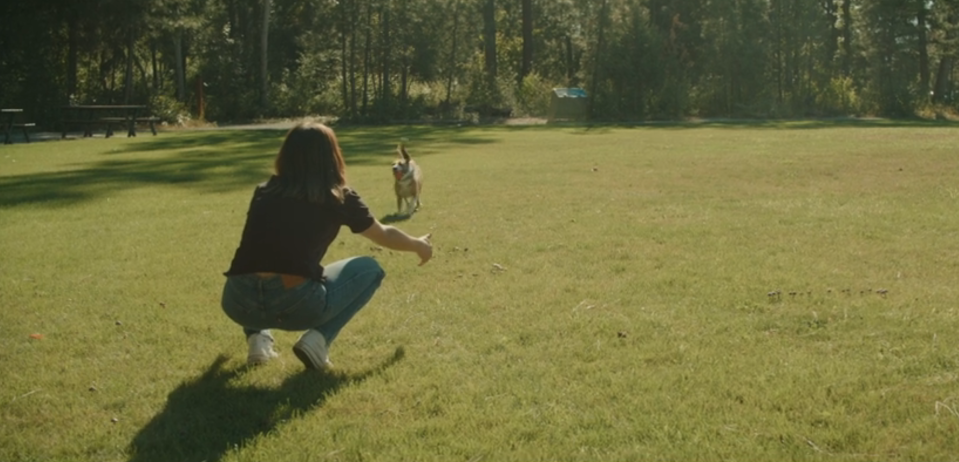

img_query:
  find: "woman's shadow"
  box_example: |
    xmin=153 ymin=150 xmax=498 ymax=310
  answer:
xmin=127 ymin=347 xmax=404 ymax=462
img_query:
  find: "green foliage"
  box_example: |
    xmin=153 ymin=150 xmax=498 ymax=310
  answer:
xmin=4 ymin=0 xmax=959 ymax=123
xmin=148 ymin=94 xmax=192 ymax=125
xmin=816 ymin=76 xmax=863 ymax=116
xmin=587 ymin=3 xmax=656 ymax=121
xmin=462 ymin=53 xmax=513 ymax=110
xmin=270 ymin=53 xmax=341 ymax=117
xmin=514 ymin=72 xmax=554 ymax=117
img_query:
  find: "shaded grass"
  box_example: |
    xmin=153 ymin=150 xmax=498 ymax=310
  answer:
xmin=1 ymin=120 xmax=958 ymax=462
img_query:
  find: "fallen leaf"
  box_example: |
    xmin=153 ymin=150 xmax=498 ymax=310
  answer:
xmin=29 ymin=333 xmax=43 ymax=340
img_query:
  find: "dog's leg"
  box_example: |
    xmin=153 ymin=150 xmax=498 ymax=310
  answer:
xmin=396 ymin=195 xmax=403 ymax=214
xmin=415 ymin=183 xmax=423 ymax=211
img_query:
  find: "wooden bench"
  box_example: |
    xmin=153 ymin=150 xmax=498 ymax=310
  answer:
xmin=61 ymin=119 xmax=105 ymax=138
xmin=60 ymin=105 xmax=154 ymax=138
xmin=136 ymin=116 xmax=160 ymax=135
xmin=2 ymin=109 xmax=35 ymax=144
xmin=464 ymin=104 xmax=513 ymax=118
xmin=5 ymin=122 xmax=36 ymax=144
xmin=99 ymin=117 xmax=129 ymax=138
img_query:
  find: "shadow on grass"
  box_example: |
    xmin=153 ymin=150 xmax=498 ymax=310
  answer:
xmin=569 ymin=116 xmax=959 ymax=133
xmin=379 ymin=212 xmax=411 ymax=224
xmin=0 ymin=127 xmax=495 ymax=209
xmin=8 ymin=119 xmax=956 ymax=209
xmin=122 ymin=125 xmax=497 ymax=158
xmin=0 ymin=148 xmax=272 ymax=208
xmin=127 ymin=348 xmax=404 ymax=462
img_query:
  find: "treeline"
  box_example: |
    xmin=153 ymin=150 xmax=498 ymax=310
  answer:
xmin=2 ymin=0 xmax=958 ymax=126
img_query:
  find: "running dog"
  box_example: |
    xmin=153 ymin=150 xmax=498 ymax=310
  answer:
xmin=391 ymin=142 xmax=423 ymax=216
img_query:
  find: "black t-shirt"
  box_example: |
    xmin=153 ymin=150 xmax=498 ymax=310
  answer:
xmin=224 ymin=178 xmax=375 ymax=281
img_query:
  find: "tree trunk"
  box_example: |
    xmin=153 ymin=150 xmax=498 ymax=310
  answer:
xmin=173 ymin=32 xmax=186 ymax=102
xmin=340 ymin=0 xmax=349 ymax=114
xmin=841 ymin=0 xmax=852 ymax=76
xmin=362 ymin=3 xmax=372 ymax=115
xmin=589 ymin=0 xmax=610 ymax=118
xmin=260 ymin=0 xmax=271 ymax=110
xmin=445 ymin=2 xmax=460 ymax=107
xmin=483 ymin=0 xmax=497 ymax=81
xmin=349 ymin=0 xmax=358 ymax=117
xmin=918 ymin=2 xmax=930 ymax=97
xmin=381 ymin=5 xmax=391 ymax=112
xmin=151 ymin=40 xmax=159 ymax=94
xmin=932 ymin=9 xmax=957 ymax=103
xmin=124 ymin=26 xmax=135 ymax=103
xmin=398 ymin=0 xmax=408 ymax=117
xmin=774 ymin=0 xmax=783 ymax=103
xmin=933 ymin=56 xmax=953 ymax=103
xmin=66 ymin=8 xmax=78 ymax=101
xmin=521 ymin=0 xmax=532 ymax=83
xmin=196 ymin=75 xmax=206 ymax=120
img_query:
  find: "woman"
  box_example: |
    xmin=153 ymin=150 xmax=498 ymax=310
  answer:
xmin=221 ymin=122 xmax=432 ymax=369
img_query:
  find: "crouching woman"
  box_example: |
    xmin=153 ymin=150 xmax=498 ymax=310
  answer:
xmin=221 ymin=122 xmax=432 ymax=369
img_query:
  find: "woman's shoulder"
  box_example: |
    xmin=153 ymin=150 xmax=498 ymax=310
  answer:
xmin=257 ymin=176 xmax=278 ymax=189
xmin=341 ymin=186 xmax=370 ymax=204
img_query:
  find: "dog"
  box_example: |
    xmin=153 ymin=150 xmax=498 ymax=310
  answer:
xmin=391 ymin=142 xmax=423 ymax=216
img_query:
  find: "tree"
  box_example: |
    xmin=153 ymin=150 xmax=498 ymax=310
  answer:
xmin=521 ymin=0 xmax=532 ymax=82
xmin=931 ymin=2 xmax=959 ymax=103
xmin=483 ymin=0 xmax=497 ymax=81
xmin=917 ymin=0 xmax=930 ymax=96
xmin=260 ymin=0 xmax=271 ymax=110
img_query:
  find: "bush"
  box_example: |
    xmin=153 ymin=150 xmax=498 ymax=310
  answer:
xmin=515 ymin=73 xmax=553 ymax=117
xmin=816 ymin=76 xmax=861 ymax=116
xmin=149 ymin=95 xmax=192 ymax=126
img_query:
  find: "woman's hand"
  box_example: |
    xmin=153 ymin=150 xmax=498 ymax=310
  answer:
xmin=416 ymin=233 xmax=433 ymax=266
xmin=361 ymin=221 xmax=433 ymax=266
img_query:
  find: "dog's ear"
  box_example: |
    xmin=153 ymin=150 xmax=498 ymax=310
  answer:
xmin=399 ymin=143 xmax=411 ymax=163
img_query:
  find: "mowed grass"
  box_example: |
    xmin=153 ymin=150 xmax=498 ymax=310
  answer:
xmin=1 ymin=121 xmax=958 ymax=462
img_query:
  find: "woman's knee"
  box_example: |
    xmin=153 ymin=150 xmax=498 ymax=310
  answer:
xmin=332 ymin=255 xmax=385 ymax=283
xmin=355 ymin=255 xmax=386 ymax=282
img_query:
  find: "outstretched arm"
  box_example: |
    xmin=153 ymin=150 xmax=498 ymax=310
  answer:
xmin=360 ymin=219 xmax=433 ymax=265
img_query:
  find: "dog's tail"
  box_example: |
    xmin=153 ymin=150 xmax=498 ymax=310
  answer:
xmin=398 ymin=142 xmax=411 ymax=162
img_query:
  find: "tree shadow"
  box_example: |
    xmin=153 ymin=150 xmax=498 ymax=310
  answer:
xmin=580 ymin=116 xmax=959 ymax=131
xmin=127 ymin=347 xmax=404 ymax=462
xmin=0 ymin=126 xmax=495 ymax=209
xmin=122 ymin=125 xmax=497 ymax=159
xmin=0 ymin=147 xmax=272 ymax=208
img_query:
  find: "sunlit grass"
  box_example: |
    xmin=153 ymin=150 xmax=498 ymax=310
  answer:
xmin=1 ymin=120 xmax=958 ymax=462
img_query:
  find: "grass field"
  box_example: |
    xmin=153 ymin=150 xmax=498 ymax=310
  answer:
xmin=2 ymin=120 xmax=958 ymax=462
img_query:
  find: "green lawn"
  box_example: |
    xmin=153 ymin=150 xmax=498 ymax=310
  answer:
xmin=1 ymin=121 xmax=958 ymax=462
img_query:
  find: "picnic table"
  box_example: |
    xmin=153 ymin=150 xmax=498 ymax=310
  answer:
xmin=2 ymin=108 xmax=36 ymax=144
xmin=61 ymin=105 xmax=158 ymax=139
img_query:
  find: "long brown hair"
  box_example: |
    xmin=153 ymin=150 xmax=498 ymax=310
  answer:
xmin=267 ymin=122 xmax=347 ymax=204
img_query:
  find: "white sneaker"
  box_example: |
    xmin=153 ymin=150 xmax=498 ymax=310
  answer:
xmin=247 ymin=331 xmax=279 ymax=366
xmin=293 ymin=330 xmax=333 ymax=370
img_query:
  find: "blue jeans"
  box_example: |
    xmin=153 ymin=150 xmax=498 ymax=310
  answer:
xmin=220 ymin=256 xmax=385 ymax=346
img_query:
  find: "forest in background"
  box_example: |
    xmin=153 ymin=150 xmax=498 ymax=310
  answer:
xmin=2 ymin=0 xmax=959 ymax=127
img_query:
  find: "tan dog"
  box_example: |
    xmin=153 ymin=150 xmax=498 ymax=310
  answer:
xmin=391 ymin=143 xmax=423 ymax=216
